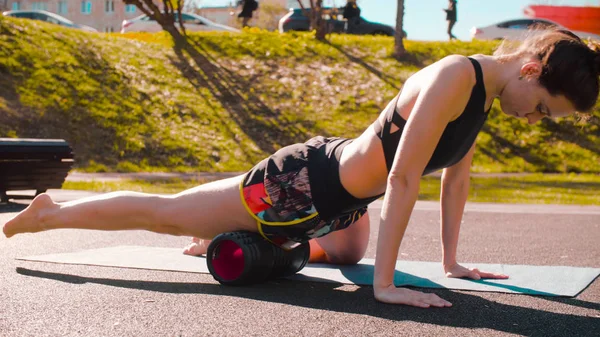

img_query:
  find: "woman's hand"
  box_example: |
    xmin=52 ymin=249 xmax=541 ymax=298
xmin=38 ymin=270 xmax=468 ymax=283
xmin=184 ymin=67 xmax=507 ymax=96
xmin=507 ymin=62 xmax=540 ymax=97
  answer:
xmin=444 ymin=263 xmax=509 ymax=280
xmin=374 ymin=285 xmax=452 ymax=308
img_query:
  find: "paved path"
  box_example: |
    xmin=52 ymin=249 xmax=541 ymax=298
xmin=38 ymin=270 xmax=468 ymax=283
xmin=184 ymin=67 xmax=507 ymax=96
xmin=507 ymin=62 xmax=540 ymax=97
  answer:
xmin=1 ymin=190 xmax=598 ymax=337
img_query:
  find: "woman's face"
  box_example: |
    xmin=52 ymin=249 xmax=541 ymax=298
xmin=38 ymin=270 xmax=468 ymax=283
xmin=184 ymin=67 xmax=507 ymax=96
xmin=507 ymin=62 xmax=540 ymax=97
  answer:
xmin=498 ymin=70 xmax=576 ymax=124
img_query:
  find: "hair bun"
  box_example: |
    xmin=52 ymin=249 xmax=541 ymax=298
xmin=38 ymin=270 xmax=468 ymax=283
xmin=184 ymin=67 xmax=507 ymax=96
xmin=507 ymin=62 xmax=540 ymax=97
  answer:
xmin=557 ymin=29 xmax=582 ymax=41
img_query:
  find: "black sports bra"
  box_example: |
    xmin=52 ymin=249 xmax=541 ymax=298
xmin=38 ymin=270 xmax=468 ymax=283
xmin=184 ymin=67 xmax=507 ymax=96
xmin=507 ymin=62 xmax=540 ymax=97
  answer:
xmin=310 ymin=57 xmax=491 ymax=220
xmin=373 ymin=57 xmax=490 ymax=176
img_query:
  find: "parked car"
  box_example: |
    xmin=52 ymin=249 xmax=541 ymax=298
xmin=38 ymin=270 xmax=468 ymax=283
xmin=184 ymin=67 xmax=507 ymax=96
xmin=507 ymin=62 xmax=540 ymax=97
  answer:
xmin=2 ymin=10 xmax=97 ymax=32
xmin=121 ymin=12 xmax=240 ymax=34
xmin=278 ymin=8 xmax=398 ymax=36
xmin=471 ymin=18 xmax=600 ymax=41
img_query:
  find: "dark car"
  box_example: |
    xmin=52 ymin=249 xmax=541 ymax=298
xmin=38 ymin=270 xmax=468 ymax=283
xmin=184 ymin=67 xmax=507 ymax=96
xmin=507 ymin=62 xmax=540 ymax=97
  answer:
xmin=278 ymin=8 xmax=398 ymax=36
xmin=2 ymin=10 xmax=98 ymax=32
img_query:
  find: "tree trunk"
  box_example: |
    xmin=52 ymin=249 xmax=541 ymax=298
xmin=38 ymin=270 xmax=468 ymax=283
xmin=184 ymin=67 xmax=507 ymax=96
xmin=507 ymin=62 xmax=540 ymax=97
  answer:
xmin=393 ymin=0 xmax=406 ymax=59
xmin=122 ymin=0 xmax=186 ymax=39
xmin=314 ymin=0 xmax=326 ymax=41
xmin=162 ymin=22 xmax=185 ymax=43
xmin=174 ymin=0 xmax=186 ymax=36
xmin=297 ymin=0 xmax=327 ymax=41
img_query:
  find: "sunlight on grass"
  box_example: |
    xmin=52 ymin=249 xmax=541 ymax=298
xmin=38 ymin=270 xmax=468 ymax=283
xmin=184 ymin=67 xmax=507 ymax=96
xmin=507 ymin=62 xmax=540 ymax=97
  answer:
xmin=63 ymin=174 xmax=600 ymax=205
xmin=1 ymin=19 xmax=598 ymax=175
xmin=63 ymin=178 xmax=209 ymax=194
xmin=418 ymin=174 xmax=600 ymax=205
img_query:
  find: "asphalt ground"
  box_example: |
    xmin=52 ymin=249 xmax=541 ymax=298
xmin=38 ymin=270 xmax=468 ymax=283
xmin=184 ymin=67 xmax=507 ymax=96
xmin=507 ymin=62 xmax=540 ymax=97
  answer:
xmin=1 ymin=189 xmax=599 ymax=337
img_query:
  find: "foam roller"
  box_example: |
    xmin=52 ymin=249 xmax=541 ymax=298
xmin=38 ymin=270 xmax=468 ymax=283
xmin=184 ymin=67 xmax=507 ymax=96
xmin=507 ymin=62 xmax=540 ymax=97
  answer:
xmin=206 ymin=231 xmax=310 ymax=286
xmin=270 ymin=239 xmax=310 ymax=279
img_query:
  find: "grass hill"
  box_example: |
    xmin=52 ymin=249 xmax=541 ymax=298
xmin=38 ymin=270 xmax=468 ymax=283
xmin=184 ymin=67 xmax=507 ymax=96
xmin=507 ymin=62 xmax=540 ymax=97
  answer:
xmin=1 ymin=17 xmax=598 ymax=173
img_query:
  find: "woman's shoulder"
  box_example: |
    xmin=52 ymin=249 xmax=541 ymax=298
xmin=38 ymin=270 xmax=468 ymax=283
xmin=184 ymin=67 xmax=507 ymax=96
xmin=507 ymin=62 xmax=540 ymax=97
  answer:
xmin=436 ymin=54 xmax=475 ymax=69
xmin=423 ymin=55 xmax=478 ymax=86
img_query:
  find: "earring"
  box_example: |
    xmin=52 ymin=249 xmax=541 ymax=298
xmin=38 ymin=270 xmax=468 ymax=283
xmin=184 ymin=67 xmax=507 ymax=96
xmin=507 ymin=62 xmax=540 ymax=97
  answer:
xmin=518 ymin=75 xmax=524 ymax=80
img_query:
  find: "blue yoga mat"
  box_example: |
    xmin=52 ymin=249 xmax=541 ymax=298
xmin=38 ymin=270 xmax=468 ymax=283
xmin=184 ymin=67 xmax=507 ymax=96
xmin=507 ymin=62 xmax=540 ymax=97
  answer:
xmin=17 ymin=245 xmax=599 ymax=297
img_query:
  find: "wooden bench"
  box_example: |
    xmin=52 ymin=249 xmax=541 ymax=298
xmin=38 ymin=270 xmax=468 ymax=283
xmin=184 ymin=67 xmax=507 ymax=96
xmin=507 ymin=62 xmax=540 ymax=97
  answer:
xmin=0 ymin=138 xmax=75 ymax=203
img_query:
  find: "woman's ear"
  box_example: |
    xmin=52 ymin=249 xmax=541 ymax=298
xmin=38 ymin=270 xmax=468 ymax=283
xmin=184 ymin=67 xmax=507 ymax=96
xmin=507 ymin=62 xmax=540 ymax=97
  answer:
xmin=519 ymin=61 xmax=543 ymax=80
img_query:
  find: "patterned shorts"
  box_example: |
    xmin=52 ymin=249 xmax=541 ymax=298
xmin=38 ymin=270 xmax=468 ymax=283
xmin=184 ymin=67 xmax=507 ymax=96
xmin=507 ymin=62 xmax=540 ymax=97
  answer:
xmin=240 ymin=142 xmax=367 ymax=250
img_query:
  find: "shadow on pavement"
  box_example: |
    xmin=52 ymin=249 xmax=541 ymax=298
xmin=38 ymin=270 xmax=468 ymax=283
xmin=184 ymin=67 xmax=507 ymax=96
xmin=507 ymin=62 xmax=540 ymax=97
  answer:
xmin=16 ymin=267 xmax=600 ymax=336
xmin=0 ymin=203 xmax=27 ymax=214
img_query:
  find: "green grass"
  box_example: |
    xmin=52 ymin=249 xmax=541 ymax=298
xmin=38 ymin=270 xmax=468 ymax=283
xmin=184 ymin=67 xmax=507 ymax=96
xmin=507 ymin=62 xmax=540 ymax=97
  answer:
xmin=419 ymin=174 xmax=600 ymax=205
xmin=62 ymin=173 xmax=600 ymax=205
xmin=63 ymin=178 xmax=211 ymax=194
xmin=0 ymin=17 xmax=598 ymax=174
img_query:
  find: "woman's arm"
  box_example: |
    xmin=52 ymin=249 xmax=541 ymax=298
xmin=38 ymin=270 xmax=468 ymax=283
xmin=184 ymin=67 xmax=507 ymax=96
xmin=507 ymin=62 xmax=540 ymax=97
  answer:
xmin=440 ymin=145 xmax=509 ymax=280
xmin=373 ymin=55 xmax=475 ymax=307
xmin=440 ymin=144 xmax=475 ymax=269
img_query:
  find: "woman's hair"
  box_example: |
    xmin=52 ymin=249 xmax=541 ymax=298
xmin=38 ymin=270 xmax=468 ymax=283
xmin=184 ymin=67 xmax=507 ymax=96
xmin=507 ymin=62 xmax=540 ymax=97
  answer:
xmin=494 ymin=28 xmax=600 ymax=112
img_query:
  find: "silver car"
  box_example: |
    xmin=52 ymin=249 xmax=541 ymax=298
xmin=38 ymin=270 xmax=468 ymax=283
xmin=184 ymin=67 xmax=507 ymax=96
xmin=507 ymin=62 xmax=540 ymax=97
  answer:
xmin=2 ymin=10 xmax=97 ymax=32
xmin=121 ymin=12 xmax=240 ymax=34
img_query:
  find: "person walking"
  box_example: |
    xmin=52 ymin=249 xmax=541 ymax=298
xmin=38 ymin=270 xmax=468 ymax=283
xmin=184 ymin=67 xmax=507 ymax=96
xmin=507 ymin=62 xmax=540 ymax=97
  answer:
xmin=236 ymin=0 xmax=258 ymax=28
xmin=444 ymin=0 xmax=458 ymax=40
xmin=343 ymin=0 xmax=361 ymax=34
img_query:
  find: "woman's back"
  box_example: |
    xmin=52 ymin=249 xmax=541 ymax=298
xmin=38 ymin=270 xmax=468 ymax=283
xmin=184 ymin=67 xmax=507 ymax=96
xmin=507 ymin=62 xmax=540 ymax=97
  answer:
xmin=338 ymin=56 xmax=487 ymax=199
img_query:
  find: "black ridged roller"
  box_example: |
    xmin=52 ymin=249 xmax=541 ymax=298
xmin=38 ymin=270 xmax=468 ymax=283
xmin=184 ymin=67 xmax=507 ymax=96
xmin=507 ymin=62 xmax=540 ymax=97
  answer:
xmin=269 ymin=241 xmax=310 ymax=279
xmin=206 ymin=231 xmax=310 ymax=286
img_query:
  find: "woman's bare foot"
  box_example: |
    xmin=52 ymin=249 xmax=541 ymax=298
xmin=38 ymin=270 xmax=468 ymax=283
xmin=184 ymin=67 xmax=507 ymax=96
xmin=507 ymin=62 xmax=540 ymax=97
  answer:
xmin=3 ymin=193 xmax=58 ymax=238
xmin=183 ymin=237 xmax=211 ymax=256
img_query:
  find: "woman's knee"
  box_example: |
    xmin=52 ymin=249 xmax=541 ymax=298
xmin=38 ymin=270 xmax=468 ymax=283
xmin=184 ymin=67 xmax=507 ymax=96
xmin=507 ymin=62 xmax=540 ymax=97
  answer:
xmin=315 ymin=214 xmax=370 ymax=265
xmin=151 ymin=196 xmax=191 ymax=234
xmin=328 ymin=249 xmax=364 ymax=265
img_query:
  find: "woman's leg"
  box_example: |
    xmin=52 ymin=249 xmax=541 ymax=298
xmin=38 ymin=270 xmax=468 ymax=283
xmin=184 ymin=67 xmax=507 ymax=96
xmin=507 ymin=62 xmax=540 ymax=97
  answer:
xmin=309 ymin=211 xmax=370 ymax=264
xmin=447 ymin=20 xmax=456 ymax=40
xmin=184 ymin=212 xmax=371 ymax=263
xmin=242 ymin=17 xmax=250 ymax=28
xmin=3 ymin=175 xmax=257 ymax=239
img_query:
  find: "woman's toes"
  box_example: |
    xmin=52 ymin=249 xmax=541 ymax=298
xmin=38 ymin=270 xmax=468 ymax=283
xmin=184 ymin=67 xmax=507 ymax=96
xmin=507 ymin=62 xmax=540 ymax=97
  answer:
xmin=183 ymin=240 xmax=209 ymax=256
xmin=3 ymin=193 xmax=56 ymax=238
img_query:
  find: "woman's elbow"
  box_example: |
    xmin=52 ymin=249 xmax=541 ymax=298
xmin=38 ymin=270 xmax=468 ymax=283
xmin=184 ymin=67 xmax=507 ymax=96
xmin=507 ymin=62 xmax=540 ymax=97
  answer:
xmin=387 ymin=171 xmax=420 ymax=192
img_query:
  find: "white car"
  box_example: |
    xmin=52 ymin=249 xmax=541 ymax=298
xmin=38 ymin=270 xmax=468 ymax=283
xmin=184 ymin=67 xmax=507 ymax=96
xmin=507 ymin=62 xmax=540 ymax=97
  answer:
xmin=471 ymin=18 xmax=600 ymax=41
xmin=2 ymin=10 xmax=97 ymax=32
xmin=121 ymin=12 xmax=240 ymax=34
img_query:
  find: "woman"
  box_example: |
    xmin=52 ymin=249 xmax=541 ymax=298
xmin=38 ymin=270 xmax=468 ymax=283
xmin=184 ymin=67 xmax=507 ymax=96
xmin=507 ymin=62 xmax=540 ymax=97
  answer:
xmin=235 ymin=0 xmax=258 ymax=28
xmin=343 ymin=0 xmax=361 ymax=34
xmin=4 ymin=29 xmax=599 ymax=308
xmin=444 ymin=0 xmax=458 ymax=40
